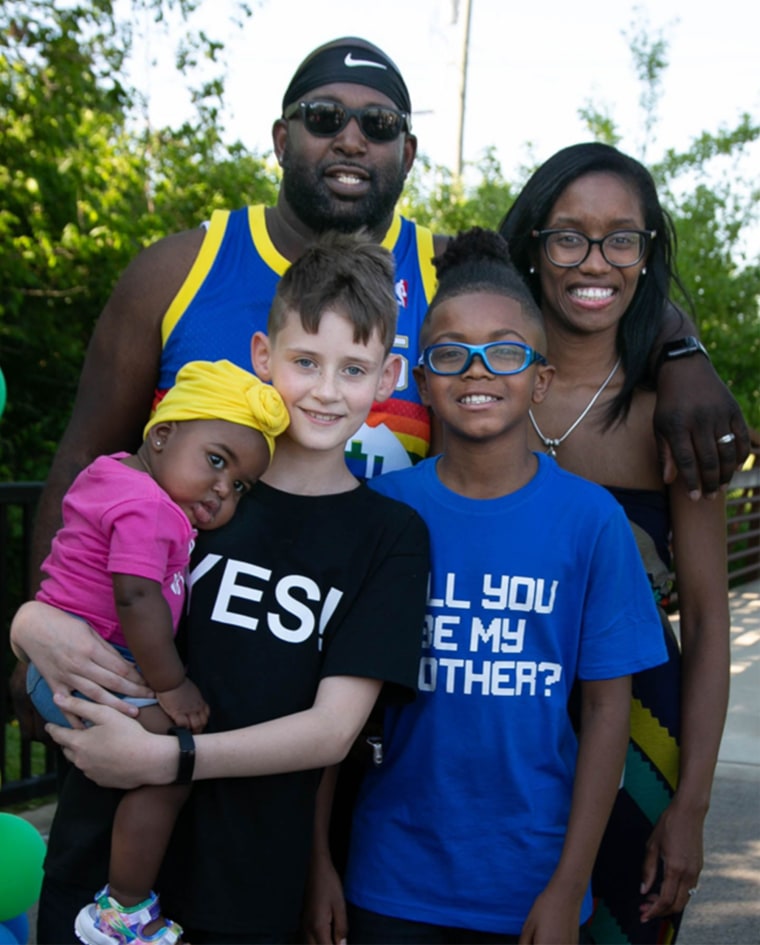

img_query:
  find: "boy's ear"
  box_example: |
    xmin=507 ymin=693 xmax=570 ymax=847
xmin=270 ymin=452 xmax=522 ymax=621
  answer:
xmin=251 ymin=331 xmax=273 ymax=381
xmin=373 ymin=354 xmax=402 ymax=403
xmin=412 ymin=364 xmax=432 ymax=407
xmin=531 ymin=362 xmax=556 ymax=405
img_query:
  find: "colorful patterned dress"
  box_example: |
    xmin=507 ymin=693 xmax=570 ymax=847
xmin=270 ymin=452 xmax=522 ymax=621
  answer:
xmin=588 ymin=486 xmax=684 ymax=945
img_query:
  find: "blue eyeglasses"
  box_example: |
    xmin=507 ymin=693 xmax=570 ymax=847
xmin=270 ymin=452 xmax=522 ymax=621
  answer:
xmin=418 ymin=342 xmax=547 ymax=376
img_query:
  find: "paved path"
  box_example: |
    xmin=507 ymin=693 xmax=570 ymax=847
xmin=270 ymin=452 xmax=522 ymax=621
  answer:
xmin=15 ymin=580 xmax=760 ymax=944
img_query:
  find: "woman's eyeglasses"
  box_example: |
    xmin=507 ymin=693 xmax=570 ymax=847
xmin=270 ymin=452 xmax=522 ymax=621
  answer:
xmin=418 ymin=342 xmax=547 ymax=376
xmin=532 ymin=228 xmax=656 ymax=268
xmin=283 ymin=100 xmax=410 ymax=143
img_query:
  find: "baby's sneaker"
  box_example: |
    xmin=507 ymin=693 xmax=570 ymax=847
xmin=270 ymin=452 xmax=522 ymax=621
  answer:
xmin=74 ymin=885 xmax=183 ymax=945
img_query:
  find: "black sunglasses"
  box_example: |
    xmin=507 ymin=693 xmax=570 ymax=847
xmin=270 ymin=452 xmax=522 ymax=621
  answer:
xmin=283 ymin=100 xmax=409 ymax=143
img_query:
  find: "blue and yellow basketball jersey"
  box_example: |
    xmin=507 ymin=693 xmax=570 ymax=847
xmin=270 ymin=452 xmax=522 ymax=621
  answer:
xmin=157 ymin=206 xmax=437 ymax=479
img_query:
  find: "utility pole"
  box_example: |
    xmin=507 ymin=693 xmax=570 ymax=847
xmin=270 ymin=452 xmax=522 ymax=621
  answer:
xmin=454 ymin=0 xmax=473 ymax=179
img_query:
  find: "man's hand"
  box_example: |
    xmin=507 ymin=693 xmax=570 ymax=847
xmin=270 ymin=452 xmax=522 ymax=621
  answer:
xmin=654 ymin=357 xmax=750 ymax=498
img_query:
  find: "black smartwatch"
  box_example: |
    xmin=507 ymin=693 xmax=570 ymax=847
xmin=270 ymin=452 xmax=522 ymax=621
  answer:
xmin=168 ymin=726 xmax=196 ymax=784
xmin=654 ymin=335 xmax=710 ymax=378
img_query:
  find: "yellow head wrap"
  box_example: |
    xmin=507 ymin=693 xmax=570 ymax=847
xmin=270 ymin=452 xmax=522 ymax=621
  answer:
xmin=144 ymin=360 xmax=289 ymax=457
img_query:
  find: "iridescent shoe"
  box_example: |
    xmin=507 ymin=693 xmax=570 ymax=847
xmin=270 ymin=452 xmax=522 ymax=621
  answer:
xmin=74 ymin=885 xmax=183 ymax=945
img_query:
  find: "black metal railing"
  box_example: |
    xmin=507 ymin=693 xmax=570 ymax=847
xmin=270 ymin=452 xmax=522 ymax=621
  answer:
xmin=0 ymin=482 xmax=57 ymax=805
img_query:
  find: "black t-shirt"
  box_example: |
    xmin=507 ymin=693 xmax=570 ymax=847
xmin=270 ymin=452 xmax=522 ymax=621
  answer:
xmin=44 ymin=480 xmax=429 ymax=936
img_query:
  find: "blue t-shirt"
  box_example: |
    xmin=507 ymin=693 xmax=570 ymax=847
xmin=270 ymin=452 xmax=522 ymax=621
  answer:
xmin=346 ymin=453 xmax=667 ymax=934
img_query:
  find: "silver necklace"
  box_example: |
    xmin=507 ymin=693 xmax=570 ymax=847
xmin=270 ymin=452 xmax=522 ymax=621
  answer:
xmin=529 ymin=358 xmax=621 ymax=457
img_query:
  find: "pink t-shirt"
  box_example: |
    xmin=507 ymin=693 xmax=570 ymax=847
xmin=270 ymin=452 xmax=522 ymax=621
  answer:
xmin=37 ymin=453 xmax=196 ymax=647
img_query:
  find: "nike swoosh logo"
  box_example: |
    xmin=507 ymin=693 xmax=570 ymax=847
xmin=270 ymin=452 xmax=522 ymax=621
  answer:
xmin=344 ymin=52 xmax=387 ymax=70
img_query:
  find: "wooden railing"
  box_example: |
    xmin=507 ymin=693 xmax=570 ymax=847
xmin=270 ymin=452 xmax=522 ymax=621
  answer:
xmin=726 ymin=464 xmax=760 ymax=586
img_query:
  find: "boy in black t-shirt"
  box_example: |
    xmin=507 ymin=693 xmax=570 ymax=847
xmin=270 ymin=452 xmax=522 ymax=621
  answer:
xmin=13 ymin=232 xmax=430 ymax=944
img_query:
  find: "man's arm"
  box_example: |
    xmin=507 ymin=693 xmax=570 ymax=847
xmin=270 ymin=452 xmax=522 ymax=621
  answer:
xmin=653 ymin=303 xmax=750 ymax=498
xmin=45 ymin=675 xmax=383 ymax=788
xmin=520 ymin=675 xmax=631 ymax=944
xmin=30 ymin=227 xmax=205 ymax=585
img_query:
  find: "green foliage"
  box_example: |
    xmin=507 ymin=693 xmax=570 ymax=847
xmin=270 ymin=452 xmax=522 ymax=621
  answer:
xmin=1 ymin=3 xmax=136 ymax=478
xmin=0 ymin=0 xmax=271 ymax=482
xmin=403 ymin=147 xmax=516 ymax=235
xmin=653 ymin=120 xmax=760 ymax=427
xmin=576 ymin=15 xmax=760 ymax=430
xmin=2 ymin=721 xmax=49 ymax=792
xmin=622 ymin=7 xmax=671 ymax=156
xmin=576 ymin=104 xmax=621 ymax=148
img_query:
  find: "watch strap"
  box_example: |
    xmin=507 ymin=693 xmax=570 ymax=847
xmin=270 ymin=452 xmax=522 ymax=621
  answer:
xmin=168 ymin=726 xmax=196 ymax=784
xmin=654 ymin=335 xmax=709 ymax=378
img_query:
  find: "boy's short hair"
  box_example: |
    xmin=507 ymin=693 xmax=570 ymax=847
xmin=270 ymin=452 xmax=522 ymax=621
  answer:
xmin=268 ymin=230 xmax=398 ymax=354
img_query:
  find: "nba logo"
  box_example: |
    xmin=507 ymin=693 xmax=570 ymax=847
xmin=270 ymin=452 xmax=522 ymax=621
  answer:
xmin=395 ymin=279 xmax=408 ymax=309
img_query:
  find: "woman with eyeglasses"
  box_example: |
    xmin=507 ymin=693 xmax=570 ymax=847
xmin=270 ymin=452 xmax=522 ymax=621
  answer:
xmin=499 ymin=142 xmax=731 ymax=945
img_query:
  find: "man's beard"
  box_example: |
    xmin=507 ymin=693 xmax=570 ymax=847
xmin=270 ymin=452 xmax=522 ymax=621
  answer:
xmin=281 ymin=147 xmax=407 ymax=235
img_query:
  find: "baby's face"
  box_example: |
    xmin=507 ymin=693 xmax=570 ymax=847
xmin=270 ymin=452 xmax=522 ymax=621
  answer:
xmin=152 ymin=419 xmax=271 ymax=528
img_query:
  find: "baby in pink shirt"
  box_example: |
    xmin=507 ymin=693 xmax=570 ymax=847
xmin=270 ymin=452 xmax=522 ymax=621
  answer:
xmin=27 ymin=359 xmax=288 ymax=945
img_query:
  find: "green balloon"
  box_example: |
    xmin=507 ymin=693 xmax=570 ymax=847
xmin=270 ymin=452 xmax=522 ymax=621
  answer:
xmin=0 ymin=814 xmax=46 ymax=921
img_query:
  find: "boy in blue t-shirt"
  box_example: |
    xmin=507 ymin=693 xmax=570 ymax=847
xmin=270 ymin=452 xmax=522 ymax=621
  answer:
xmin=309 ymin=228 xmax=667 ymax=944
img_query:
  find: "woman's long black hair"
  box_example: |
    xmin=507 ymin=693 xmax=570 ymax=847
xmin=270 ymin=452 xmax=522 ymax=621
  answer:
xmin=499 ymin=142 xmax=692 ymax=424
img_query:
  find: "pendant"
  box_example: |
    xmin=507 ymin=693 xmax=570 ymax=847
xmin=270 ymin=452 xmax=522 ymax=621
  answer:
xmin=546 ymin=440 xmax=559 ymax=458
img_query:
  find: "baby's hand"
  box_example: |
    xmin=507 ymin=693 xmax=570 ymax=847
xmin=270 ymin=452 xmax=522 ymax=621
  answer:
xmin=157 ymin=677 xmax=209 ymax=733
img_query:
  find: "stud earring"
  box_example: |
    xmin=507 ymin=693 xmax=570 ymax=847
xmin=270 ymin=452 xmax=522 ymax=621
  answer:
xmin=641 ymin=267 xmax=647 ymax=275
xmin=529 ymin=266 xmax=536 ymax=274
xmin=155 ymin=440 xmax=161 ymax=447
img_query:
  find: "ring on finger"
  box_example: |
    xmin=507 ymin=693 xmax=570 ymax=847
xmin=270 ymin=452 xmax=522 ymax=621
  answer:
xmin=717 ymin=433 xmax=736 ymax=445
xmin=687 ymin=886 xmax=699 ymax=897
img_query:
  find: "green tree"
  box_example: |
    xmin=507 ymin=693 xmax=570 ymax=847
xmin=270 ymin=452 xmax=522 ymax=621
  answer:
xmin=403 ymin=147 xmax=515 ymax=234
xmin=661 ymin=128 xmax=760 ymax=426
xmin=0 ymin=0 xmax=273 ymax=482
xmin=1 ymin=4 xmax=136 ymax=477
xmin=537 ymin=12 xmax=760 ymax=429
xmin=623 ymin=6 xmax=671 ymax=160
